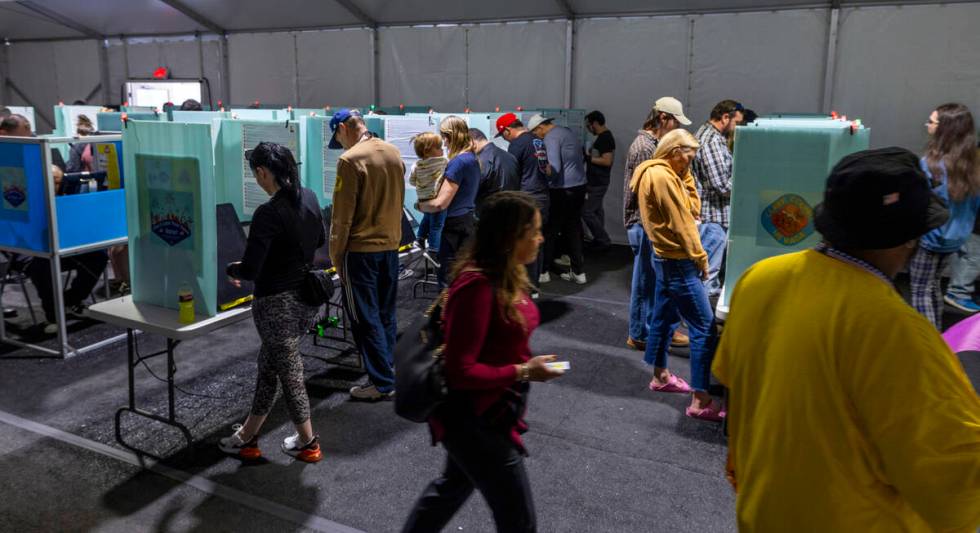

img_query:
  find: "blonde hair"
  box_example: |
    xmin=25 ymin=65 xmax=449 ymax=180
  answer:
xmin=412 ymin=131 xmax=442 ymax=158
xmin=652 ymin=129 xmax=699 ymax=160
xmin=439 ymin=115 xmax=474 ymax=160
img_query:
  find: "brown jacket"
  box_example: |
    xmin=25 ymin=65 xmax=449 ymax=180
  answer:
xmin=630 ymin=159 xmax=707 ymax=271
xmin=329 ymin=137 xmax=406 ymax=268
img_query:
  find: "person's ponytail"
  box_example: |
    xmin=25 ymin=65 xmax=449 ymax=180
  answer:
xmin=247 ymin=142 xmax=302 ymax=205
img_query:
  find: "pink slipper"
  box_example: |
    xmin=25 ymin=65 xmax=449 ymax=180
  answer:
xmin=686 ymin=400 xmax=726 ymax=422
xmin=648 ymin=374 xmax=692 ymax=393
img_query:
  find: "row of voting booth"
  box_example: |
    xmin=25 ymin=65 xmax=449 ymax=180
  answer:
xmin=3 ymin=101 xmax=870 ymax=356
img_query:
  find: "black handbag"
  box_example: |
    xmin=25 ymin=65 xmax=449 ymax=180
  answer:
xmin=303 ymin=266 xmax=334 ymax=306
xmin=394 ymin=291 xmax=448 ymax=423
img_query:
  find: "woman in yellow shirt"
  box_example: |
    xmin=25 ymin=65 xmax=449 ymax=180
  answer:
xmin=629 ymin=129 xmax=723 ymax=421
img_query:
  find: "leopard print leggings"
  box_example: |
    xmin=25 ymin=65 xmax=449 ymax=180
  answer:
xmin=249 ymin=290 xmax=318 ymax=425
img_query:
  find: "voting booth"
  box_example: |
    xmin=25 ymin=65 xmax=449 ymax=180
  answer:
xmin=0 ymin=134 xmax=128 ymax=357
xmin=718 ymin=117 xmax=870 ymax=317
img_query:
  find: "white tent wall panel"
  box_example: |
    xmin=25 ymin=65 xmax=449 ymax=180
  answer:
xmin=378 ymin=26 xmax=468 ymax=110
xmin=466 ymin=21 xmax=567 ymax=111
xmin=832 ymin=3 xmax=980 ymax=151
xmin=228 ymin=32 xmax=298 ymax=106
xmin=572 ymin=16 xmax=691 ymax=244
xmin=6 ymin=40 xmax=102 ymax=132
xmin=688 ymin=9 xmax=829 ymax=126
xmin=296 ymin=29 xmax=374 ymax=108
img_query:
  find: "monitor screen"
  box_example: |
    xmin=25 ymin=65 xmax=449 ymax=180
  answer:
xmin=124 ymin=80 xmax=204 ymax=110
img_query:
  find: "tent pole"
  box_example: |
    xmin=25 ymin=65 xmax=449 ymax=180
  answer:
xmin=821 ymin=4 xmax=841 ymax=114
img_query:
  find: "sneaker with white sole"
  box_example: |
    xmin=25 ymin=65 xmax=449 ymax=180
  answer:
xmin=560 ymin=271 xmax=587 ymax=284
xmin=538 ymin=272 xmax=551 ymax=284
xmin=349 ymin=384 xmax=395 ymax=402
xmin=218 ymin=424 xmax=262 ymax=460
xmin=281 ymin=433 xmax=322 ymax=463
xmin=41 ymin=321 xmax=58 ymax=335
xmin=944 ymin=294 xmax=980 ymax=313
xmin=553 ymin=255 xmax=571 ymax=268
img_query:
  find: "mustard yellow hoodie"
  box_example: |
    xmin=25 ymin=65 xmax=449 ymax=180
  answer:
xmin=630 ymin=159 xmax=707 ymax=271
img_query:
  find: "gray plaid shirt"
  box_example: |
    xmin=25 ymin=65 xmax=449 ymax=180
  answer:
xmin=692 ymin=122 xmax=733 ymax=227
xmin=623 ymin=130 xmax=658 ymax=228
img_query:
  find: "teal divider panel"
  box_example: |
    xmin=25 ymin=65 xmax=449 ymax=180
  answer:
xmin=230 ymin=109 xmax=279 ymax=121
xmin=56 ymin=189 xmax=126 ymax=249
xmin=301 ymin=116 xmax=340 ymax=207
xmin=123 ymin=121 xmax=218 ymax=317
xmin=723 ymin=121 xmax=870 ymax=308
xmin=97 ymin=112 xmax=162 ymax=132
xmin=171 ymin=110 xmax=230 ymax=124
xmin=215 ymin=119 xmax=300 ymax=222
xmin=382 ymin=115 xmax=438 ymax=223
xmin=0 ymin=142 xmax=48 ymax=252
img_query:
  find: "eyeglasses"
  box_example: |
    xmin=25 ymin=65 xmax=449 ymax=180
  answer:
xmin=926 ymin=119 xmax=939 ymax=126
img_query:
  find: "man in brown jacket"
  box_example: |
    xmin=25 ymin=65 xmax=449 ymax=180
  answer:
xmin=328 ymin=109 xmax=406 ymax=401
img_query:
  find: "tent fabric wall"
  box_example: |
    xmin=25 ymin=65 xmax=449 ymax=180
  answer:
xmin=466 ymin=21 xmax=567 ymax=111
xmin=228 ymin=32 xmax=298 ymax=106
xmin=832 ymin=3 xmax=980 ymax=151
xmin=296 ymin=29 xmax=374 ymax=108
xmin=6 ymin=40 xmax=102 ymax=132
xmin=378 ymin=26 xmax=468 ymax=111
xmin=107 ymin=36 xmax=225 ymax=109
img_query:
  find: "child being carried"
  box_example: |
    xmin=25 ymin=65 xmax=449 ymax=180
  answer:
xmin=410 ymin=132 xmax=448 ymax=254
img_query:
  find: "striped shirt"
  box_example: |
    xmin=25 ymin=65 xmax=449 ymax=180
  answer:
xmin=409 ymin=156 xmax=448 ymax=201
xmin=623 ymin=130 xmax=658 ymax=228
xmin=692 ymin=122 xmax=733 ymax=227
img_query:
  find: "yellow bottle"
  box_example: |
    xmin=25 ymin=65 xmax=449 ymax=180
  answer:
xmin=178 ymin=285 xmax=194 ymax=324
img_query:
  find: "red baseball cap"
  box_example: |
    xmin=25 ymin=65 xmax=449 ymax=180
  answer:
xmin=494 ymin=112 xmax=519 ymax=138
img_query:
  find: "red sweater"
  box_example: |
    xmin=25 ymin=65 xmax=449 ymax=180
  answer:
xmin=431 ymin=270 xmax=540 ymax=451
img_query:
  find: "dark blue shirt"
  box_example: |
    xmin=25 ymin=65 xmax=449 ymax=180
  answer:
xmin=444 ymin=151 xmax=481 ymax=218
xmin=506 ymin=132 xmax=550 ymax=197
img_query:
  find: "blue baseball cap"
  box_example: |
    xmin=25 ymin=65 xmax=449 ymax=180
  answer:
xmin=328 ymin=108 xmax=362 ymax=149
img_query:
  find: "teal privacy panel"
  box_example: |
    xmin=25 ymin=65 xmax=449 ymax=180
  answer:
xmin=301 ymin=115 xmax=342 ymax=208
xmin=97 ymin=112 xmax=162 ymax=132
xmin=229 ymin=109 xmax=279 ymax=121
xmin=170 ymin=110 xmax=230 ymax=124
xmin=215 ymin=119 xmax=301 ymax=222
xmin=722 ymin=120 xmax=870 ymax=308
xmin=0 ymin=142 xmax=48 ymax=252
xmin=123 ymin=121 xmax=218 ymax=317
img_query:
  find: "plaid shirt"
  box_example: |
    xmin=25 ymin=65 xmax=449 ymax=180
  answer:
xmin=623 ymin=130 xmax=658 ymax=228
xmin=692 ymin=122 xmax=733 ymax=227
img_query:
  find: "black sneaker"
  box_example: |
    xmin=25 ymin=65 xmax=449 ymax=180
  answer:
xmin=66 ymin=303 xmax=87 ymax=319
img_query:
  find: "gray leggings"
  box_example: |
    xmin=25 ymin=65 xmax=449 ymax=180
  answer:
xmin=250 ymin=290 xmax=318 ymax=425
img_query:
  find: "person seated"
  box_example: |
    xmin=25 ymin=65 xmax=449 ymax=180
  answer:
xmin=410 ymin=132 xmax=449 ymax=255
xmin=0 ymin=114 xmax=66 ymax=173
xmin=66 ymin=115 xmax=96 ymax=174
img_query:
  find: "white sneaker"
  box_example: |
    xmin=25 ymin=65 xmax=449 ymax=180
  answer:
xmin=530 ymin=290 xmax=540 ymax=300
xmin=41 ymin=322 xmax=58 ymax=335
xmin=218 ymin=424 xmax=261 ymax=459
xmin=560 ymin=271 xmax=587 ymax=285
xmin=553 ymin=255 xmax=571 ymax=268
xmin=538 ymin=272 xmax=551 ymax=284
xmin=349 ymin=384 xmax=394 ymax=402
xmin=281 ymin=433 xmax=322 ymax=462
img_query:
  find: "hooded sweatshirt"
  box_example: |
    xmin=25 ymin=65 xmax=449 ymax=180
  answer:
xmin=630 ymin=159 xmax=707 ymax=271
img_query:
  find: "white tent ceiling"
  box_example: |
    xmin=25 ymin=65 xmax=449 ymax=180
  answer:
xmin=0 ymin=0 xmax=970 ymax=41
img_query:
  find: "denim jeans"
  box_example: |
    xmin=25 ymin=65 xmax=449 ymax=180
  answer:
xmin=643 ymin=257 xmax=718 ymax=391
xmin=699 ymin=222 xmax=727 ymax=297
xmin=341 ymin=251 xmax=399 ymax=392
xmin=627 ymin=224 xmax=655 ymax=341
xmin=947 ymin=233 xmax=980 ymax=301
xmin=437 ymin=213 xmax=475 ymax=286
xmin=582 ymin=183 xmax=611 ymax=246
xmin=418 ymin=210 xmax=448 ymax=253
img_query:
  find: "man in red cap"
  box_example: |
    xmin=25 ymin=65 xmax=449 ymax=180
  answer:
xmin=496 ymin=113 xmax=551 ymax=293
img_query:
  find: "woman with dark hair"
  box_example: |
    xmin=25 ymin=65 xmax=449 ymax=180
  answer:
xmin=910 ymin=103 xmax=980 ymax=328
xmin=403 ymin=192 xmax=564 ymax=533
xmin=419 ymin=115 xmax=482 ymax=285
xmin=219 ymin=142 xmax=326 ymax=463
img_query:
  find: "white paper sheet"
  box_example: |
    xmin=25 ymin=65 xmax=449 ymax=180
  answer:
xmin=242 ymin=122 xmax=299 ymax=215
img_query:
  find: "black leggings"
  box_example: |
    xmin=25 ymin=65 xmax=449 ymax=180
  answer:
xmin=437 ymin=213 xmax=475 ymax=286
xmin=402 ymin=417 xmax=536 ymax=533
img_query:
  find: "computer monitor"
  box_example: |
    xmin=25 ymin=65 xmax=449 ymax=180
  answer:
xmin=123 ymin=79 xmax=206 ymax=110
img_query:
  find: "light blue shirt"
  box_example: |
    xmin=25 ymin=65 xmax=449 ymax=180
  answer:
xmin=543 ymin=125 xmax=587 ymax=189
xmin=919 ymin=157 xmax=980 ymax=253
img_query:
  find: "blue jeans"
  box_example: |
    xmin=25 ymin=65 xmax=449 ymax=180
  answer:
xmin=418 ymin=211 xmax=448 ymax=252
xmin=342 ymin=251 xmax=399 ymax=392
xmin=643 ymin=257 xmax=718 ymax=391
xmin=947 ymin=233 xmax=980 ymax=301
xmin=627 ymin=224 xmax=655 ymax=341
xmin=699 ymin=223 xmax=727 ymax=297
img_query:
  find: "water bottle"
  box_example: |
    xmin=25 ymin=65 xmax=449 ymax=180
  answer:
xmin=178 ymin=284 xmax=194 ymax=324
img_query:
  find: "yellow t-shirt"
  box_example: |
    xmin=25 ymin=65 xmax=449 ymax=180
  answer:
xmin=713 ymin=249 xmax=980 ymax=533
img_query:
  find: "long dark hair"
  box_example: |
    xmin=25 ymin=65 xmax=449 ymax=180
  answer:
xmin=451 ymin=192 xmax=538 ymax=327
xmin=246 ymin=142 xmax=302 ymax=204
xmin=926 ymin=103 xmax=979 ymax=202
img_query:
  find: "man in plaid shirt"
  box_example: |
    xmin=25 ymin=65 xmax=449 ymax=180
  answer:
xmin=692 ymin=100 xmax=743 ymax=297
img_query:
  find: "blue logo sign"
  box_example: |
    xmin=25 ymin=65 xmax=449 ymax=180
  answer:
xmin=3 ymin=185 xmax=26 ymax=208
xmin=761 ymin=193 xmax=815 ymax=246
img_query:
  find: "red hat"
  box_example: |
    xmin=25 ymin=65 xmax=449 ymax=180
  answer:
xmin=494 ymin=112 xmax=519 ymax=138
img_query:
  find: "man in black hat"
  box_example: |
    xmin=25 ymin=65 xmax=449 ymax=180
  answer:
xmin=712 ymin=147 xmax=980 ymax=532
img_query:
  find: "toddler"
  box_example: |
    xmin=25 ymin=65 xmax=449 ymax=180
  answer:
xmin=410 ymin=132 xmax=448 ymax=253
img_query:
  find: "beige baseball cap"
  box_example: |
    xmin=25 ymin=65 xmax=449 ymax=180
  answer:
xmin=526 ymin=113 xmax=555 ymax=132
xmin=654 ymin=97 xmax=692 ymax=126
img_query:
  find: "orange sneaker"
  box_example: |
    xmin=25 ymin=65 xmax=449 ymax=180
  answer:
xmin=670 ymin=331 xmax=690 ymax=347
xmin=626 ymin=338 xmax=646 ymax=351
xmin=218 ymin=424 xmax=262 ymax=460
xmin=282 ymin=434 xmax=323 ymax=463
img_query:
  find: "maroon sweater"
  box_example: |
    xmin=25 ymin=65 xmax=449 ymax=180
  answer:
xmin=430 ymin=270 xmax=540 ymax=451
